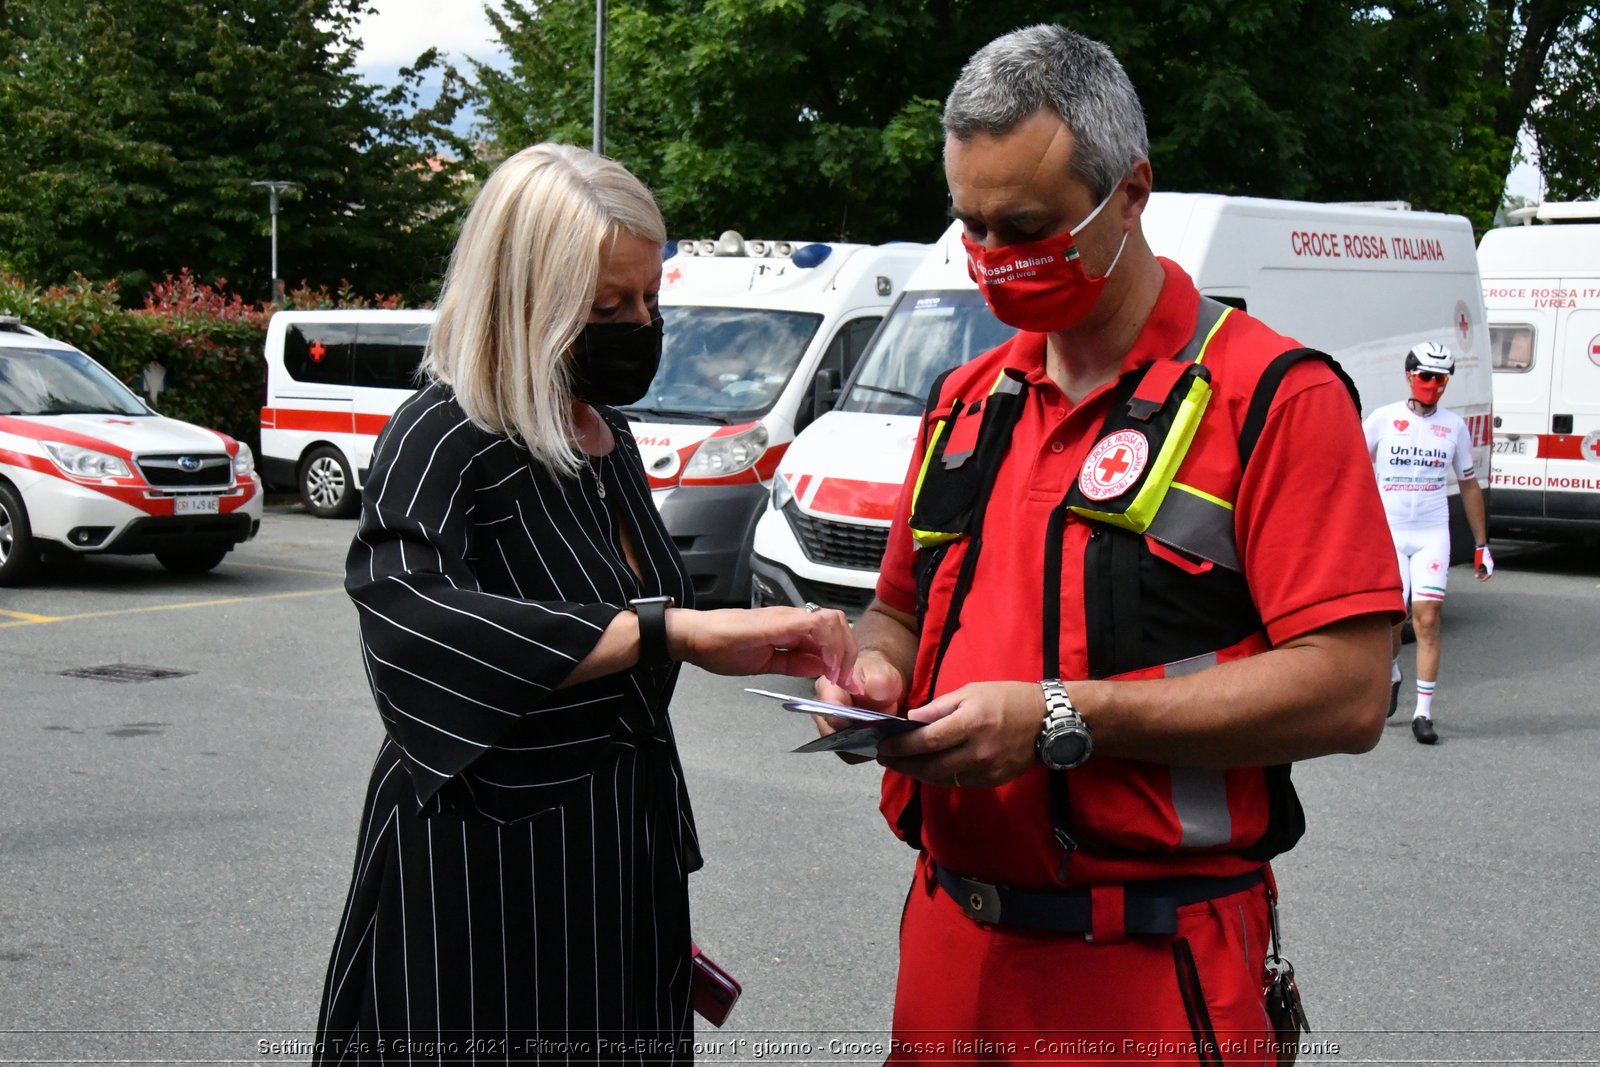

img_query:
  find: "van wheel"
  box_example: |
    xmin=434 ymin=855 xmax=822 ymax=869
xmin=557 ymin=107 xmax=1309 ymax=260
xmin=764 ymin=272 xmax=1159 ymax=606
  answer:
xmin=300 ymin=446 xmax=359 ymax=519
xmin=0 ymin=483 xmax=41 ymax=586
xmin=155 ymin=545 xmax=231 ymax=574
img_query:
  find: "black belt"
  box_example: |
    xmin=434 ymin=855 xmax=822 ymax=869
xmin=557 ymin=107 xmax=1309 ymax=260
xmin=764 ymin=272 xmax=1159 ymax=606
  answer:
xmin=932 ymin=861 xmax=1264 ymax=937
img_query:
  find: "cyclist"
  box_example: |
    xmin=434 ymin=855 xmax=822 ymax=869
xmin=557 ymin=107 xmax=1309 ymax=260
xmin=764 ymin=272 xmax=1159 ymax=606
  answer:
xmin=1363 ymin=342 xmax=1492 ymax=744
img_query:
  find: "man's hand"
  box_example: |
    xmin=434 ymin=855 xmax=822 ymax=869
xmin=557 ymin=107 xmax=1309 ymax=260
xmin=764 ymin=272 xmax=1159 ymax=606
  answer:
xmin=812 ymin=650 xmax=907 ymax=764
xmin=874 ymin=681 xmax=1045 ymax=788
xmin=1474 ymin=544 xmax=1494 ymax=581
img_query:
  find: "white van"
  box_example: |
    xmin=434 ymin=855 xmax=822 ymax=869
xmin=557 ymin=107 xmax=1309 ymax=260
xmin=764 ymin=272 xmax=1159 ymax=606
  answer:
xmin=627 ymin=233 xmax=926 ymax=603
xmin=1477 ymin=201 xmax=1600 ymax=538
xmin=0 ymin=317 xmax=262 ymax=584
xmin=751 ymin=196 xmax=1494 ymax=612
xmin=260 ymin=309 xmax=433 ymax=517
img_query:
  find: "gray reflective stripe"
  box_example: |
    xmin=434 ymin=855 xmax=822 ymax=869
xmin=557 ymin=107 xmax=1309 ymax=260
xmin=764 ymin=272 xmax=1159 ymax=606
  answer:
xmin=1147 ymin=486 xmax=1241 ymax=571
xmin=1164 ymin=651 xmax=1218 ymax=677
xmin=1178 ymin=297 xmax=1231 ymax=364
xmin=992 ymin=373 xmax=1025 ymax=397
xmin=1163 ymin=651 xmax=1232 ymax=847
xmin=1171 ymin=766 xmax=1233 ymax=847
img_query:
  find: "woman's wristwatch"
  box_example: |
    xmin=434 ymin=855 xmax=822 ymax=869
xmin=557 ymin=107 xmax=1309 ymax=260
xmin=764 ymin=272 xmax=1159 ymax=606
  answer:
xmin=628 ymin=596 xmax=675 ymax=668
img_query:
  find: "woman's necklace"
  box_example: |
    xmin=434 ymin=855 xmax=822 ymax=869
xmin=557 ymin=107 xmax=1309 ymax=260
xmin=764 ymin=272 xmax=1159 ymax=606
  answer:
xmin=589 ymin=452 xmax=606 ymax=499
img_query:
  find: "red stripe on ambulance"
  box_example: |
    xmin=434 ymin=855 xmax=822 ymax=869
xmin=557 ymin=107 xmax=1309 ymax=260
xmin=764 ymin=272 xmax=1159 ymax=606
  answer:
xmin=803 ymin=477 xmax=899 ymax=522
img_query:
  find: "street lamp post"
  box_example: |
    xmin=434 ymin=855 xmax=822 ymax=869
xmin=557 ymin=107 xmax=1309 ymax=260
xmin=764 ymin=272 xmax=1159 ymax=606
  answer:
xmin=249 ymin=180 xmax=297 ymax=304
xmin=593 ymin=0 xmax=607 ymax=155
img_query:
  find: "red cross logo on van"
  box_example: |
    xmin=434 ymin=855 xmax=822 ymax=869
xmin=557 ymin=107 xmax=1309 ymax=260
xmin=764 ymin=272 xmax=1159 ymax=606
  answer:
xmin=1079 ymin=429 xmax=1150 ymax=501
xmin=1589 ymin=333 xmax=1600 ymax=369
xmin=310 ymin=340 xmax=327 ymax=363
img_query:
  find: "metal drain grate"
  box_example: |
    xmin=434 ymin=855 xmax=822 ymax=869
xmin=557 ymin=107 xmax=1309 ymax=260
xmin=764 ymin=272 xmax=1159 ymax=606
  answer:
xmin=58 ymin=664 xmax=194 ymax=683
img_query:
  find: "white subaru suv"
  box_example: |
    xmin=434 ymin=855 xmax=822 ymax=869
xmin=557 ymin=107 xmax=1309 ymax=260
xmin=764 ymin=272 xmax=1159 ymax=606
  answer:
xmin=0 ymin=317 xmax=262 ymax=584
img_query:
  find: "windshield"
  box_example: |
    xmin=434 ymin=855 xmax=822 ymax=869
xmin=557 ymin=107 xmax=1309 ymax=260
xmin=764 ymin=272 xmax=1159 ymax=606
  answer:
xmin=627 ymin=306 xmax=822 ymax=422
xmin=839 ymin=289 xmax=1016 ymax=416
xmin=0 ymin=346 xmax=149 ymax=416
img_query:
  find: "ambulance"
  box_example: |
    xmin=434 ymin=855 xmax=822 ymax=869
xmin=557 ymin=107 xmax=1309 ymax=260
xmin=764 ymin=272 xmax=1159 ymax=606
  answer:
xmin=0 ymin=317 xmax=262 ymax=584
xmin=259 ymin=308 xmax=434 ymax=517
xmin=750 ymin=195 xmax=1494 ymax=612
xmin=1477 ymin=200 xmax=1600 ymax=539
xmin=628 ymin=233 xmax=927 ymax=603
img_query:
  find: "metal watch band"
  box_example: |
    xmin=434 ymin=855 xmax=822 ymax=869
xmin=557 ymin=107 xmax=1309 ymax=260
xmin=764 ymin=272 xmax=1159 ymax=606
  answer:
xmin=1041 ymin=678 xmax=1076 ymax=721
xmin=1037 ymin=678 xmax=1092 ymax=771
xmin=629 ymin=596 xmax=673 ymax=669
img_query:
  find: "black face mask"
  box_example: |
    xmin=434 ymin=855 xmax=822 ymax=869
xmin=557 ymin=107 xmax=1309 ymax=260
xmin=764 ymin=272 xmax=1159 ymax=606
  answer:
xmin=568 ymin=317 xmax=663 ymax=406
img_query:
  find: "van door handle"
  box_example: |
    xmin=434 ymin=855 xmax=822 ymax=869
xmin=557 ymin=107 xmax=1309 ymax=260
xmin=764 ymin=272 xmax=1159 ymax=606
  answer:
xmin=1552 ymin=414 xmax=1573 ymax=434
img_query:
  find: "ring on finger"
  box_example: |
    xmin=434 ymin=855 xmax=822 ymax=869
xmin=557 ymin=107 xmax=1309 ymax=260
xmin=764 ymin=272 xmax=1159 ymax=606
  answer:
xmin=804 ymin=601 xmax=820 ymax=614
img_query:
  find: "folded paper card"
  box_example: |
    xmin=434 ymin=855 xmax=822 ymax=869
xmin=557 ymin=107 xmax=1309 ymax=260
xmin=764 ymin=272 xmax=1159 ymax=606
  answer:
xmin=746 ymin=688 xmax=925 ymax=756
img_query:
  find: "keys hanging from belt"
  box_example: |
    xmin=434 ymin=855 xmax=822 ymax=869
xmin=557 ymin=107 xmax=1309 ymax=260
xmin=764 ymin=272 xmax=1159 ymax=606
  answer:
xmin=1262 ymin=890 xmax=1311 ymax=1066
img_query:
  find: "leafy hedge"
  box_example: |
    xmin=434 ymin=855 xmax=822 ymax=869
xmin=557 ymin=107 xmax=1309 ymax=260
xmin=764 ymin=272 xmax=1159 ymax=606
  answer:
xmin=0 ymin=272 xmax=403 ymax=457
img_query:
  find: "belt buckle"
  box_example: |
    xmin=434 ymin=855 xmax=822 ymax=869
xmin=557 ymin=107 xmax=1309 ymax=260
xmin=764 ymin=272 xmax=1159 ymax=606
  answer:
xmin=956 ymin=876 xmax=1003 ymax=924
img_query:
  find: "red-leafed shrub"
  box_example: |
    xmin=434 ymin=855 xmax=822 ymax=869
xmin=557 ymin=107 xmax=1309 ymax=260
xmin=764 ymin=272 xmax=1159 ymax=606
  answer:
xmin=0 ymin=272 xmax=409 ymax=454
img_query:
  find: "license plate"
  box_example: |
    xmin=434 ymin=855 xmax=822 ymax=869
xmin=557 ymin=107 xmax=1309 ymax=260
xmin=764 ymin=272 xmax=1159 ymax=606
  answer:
xmin=1492 ymin=437 xmax=1531 ymax=456
xmin=174 ymin=495 xmax=219 ymax=515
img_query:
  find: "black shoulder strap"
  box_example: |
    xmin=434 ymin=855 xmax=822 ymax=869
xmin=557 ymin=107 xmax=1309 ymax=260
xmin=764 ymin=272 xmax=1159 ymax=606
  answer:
xmin=1237 ymin=348 xmax=1361 ymax=468
xmin=918 ymin=367 xmax=957 ymax=451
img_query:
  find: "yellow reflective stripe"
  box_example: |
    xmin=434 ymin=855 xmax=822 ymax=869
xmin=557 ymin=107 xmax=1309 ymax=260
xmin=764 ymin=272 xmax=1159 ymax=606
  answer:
xmin=1169 ymin=481 xmax=1233 ymax=511
xmin=1192 ymin=306 xmax=1232 ymax=365
xmin=1124 ymin=378 xmax=1211 ymax=528
xmin=987 ymin=369 xmax=1012 ymax=396
xmin=910 ymin=416 xmax=961 ymax=547
xmin=1069 ymin=376 xmax=1214 ymax=533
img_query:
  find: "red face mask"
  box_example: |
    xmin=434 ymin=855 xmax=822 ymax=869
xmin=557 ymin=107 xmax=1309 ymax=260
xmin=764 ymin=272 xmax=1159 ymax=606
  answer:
xmin=961 ymin=188 xmax=1128 ymax=332
xmin=1409 ymin=373 xmax=1448 ymax=407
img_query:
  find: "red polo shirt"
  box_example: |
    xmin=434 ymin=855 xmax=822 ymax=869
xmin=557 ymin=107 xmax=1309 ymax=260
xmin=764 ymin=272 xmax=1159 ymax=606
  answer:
xmin=875 ymin=260 xmax=1403 ymax=888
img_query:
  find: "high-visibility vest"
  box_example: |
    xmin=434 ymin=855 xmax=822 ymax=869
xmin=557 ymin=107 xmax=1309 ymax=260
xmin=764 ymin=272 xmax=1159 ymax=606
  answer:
xmin=894 ymin=297 xmax=1360 ymax=874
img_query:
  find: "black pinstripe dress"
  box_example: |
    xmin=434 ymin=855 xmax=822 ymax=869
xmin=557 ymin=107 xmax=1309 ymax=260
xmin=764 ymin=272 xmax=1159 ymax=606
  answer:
xmin=313 ymin=382 xmax=700 ymax=1065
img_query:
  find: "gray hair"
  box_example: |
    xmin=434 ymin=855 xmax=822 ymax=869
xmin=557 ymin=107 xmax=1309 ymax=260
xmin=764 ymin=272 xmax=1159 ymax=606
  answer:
xmin=943 ymin=24 xmax=1149 ymax=201
xmin=425 ymin=143 xmax=665 ymax=476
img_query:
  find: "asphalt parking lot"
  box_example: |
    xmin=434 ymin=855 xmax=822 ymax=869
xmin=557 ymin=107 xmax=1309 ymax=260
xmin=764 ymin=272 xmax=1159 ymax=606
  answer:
xmin=2 ymin=505 xmax=1598 ymax=1063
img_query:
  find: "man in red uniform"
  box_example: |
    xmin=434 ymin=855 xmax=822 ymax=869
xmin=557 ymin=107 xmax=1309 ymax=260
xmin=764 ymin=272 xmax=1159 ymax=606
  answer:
xmin=815 ymin=24 xmax=1402 ymax=1062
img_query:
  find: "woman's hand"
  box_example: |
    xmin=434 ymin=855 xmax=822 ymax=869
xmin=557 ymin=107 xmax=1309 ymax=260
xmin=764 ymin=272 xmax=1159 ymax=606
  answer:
xmin=668 ymin=606 xmax=859 ymax=690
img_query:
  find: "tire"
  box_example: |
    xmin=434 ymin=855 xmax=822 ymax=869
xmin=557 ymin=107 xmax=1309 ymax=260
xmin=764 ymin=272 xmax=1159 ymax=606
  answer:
xmin=154 ymin=544 xmax=232 ymax=574
xmin=299 ymin=446 xmax=359 ymax=519
xmin=0 ymin=482 xmax=41 ymax=586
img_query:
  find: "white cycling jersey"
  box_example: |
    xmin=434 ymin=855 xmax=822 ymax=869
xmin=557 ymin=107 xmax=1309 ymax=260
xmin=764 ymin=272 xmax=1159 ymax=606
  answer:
xmin=1362 ymin=400 xmax=1475 ymax=527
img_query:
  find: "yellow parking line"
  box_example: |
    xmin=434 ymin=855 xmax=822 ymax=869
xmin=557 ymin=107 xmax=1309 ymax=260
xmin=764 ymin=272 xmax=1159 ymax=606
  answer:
xmin=0 ymin=587 xmax=342 ymax=627
xmin=0 ymin=607 xmax=61 ymax=623
xmin=227 ymin=561 xmax=345 ymax=578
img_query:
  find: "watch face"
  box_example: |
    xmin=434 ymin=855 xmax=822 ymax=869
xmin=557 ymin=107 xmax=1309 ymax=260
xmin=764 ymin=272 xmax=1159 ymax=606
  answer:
xmin=1046 ymin=730 xmax=1089 ymax=768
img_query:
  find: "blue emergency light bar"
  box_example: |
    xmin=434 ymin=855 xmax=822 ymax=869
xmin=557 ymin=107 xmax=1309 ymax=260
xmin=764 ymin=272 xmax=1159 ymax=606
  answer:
xmin=672 ymin=231 xmax=831 ymax=265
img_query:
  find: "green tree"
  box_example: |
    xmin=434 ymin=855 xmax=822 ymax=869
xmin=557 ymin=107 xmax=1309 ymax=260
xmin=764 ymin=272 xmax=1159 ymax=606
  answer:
xmin=0 ymin=0 xmax=475 ymax=303
xmin=1488 ymin=2 xmax=1600 ymax=206
xmin=474 ymin=1 xmax=1598 ymax=240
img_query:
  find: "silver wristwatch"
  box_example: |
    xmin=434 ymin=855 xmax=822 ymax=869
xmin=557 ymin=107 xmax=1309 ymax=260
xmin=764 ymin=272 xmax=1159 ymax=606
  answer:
xmin=1036 ymin=679 xmax=1093 ymax=771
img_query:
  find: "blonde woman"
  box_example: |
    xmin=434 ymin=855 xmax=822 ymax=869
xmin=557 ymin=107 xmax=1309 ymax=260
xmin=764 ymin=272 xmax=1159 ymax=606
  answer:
xmin=312 ymin=144 xmax=856 ymax=1062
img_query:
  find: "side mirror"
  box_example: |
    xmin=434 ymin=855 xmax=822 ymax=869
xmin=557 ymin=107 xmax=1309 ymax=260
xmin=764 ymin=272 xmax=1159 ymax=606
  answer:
xmin=812 ymin=367 xmax=840 ymax=422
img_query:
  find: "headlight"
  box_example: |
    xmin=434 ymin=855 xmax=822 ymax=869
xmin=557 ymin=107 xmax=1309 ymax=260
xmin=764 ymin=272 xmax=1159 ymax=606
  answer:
xmin=683 ymin=423 xmax=769 ymax=479
xmin=42 ymin=441 xmax=131 ymax=479
xmin=233 ymin=441 xmax=255 ymax=476
xmin=771 ymin=472 xmax=795 ymax=510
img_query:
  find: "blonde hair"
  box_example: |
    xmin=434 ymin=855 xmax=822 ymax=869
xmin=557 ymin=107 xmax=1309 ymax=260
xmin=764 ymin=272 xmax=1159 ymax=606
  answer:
xmin=424 ymin=143 xmax=666 ymax=475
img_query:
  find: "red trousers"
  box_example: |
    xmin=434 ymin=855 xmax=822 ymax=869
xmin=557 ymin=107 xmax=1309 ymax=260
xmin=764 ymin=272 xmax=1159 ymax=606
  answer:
xmin=891 ymin=853 xmax=1278 ymax=1065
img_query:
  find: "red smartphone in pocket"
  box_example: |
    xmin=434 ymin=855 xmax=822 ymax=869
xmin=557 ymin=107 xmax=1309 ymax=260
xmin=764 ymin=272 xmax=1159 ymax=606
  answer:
xmin=690 ymin=942 xmax=741 ymax=1027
